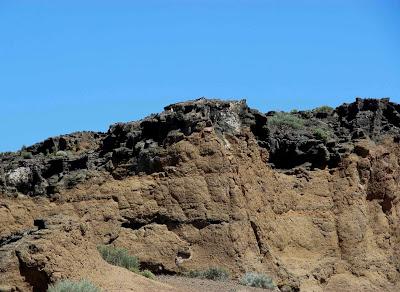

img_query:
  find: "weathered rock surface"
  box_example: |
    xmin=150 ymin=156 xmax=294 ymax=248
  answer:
xmin=1 ymin=98 xmax=400 ymax=291
xmin=0 ymin=214 xmax=184 ymax=292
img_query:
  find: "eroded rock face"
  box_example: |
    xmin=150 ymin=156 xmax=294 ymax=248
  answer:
xmin=1 ymin=98 xmax=400 ymax=291
xmin=0 ymin=214 xmax=182 ymax=292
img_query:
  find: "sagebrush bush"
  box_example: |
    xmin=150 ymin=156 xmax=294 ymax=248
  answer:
xmin=47 ymin=279 xmax=100 ymax=292
xmin=184 ymin=267 xmax=229 ymax=281
xmin=55 ymin=150 xmax=68 ymax=157
xmin=313 ymin=105 xmax=333 ymax=113
xmin=313 ymin=127 xmax=330 ymax=142
xmin=240 ymin=272 xmax=275 ymax=289
xmin=140 ymin=269 xmax=155 ymax=279
xmin=21 ymin=151 xmax=33 ymax=159
xmin=184 ymin=270 xmax=203 ymax=278
xmin=267 ymin=112 xmax=305 ymax=129
xmin=202 ymin=267 xmax=230 ymax=281
xmin=97 ymin=245 xmax=139 ymax=272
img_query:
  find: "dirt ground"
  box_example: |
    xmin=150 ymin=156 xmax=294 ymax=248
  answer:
xmin=157 ymin=275 xmax=276 ymax=292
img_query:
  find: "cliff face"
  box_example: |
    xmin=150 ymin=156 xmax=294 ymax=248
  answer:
xmin=1 ymin=98 xmax=400 ymax=291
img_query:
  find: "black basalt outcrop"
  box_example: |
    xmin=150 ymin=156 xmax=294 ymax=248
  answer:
xmin=1 ymin=97 xmax=399 ymax=196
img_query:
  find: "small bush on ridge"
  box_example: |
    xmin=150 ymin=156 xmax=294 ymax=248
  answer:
xmin=47 ymin=279 xmax=100 ymax=292
xmin=97 ymin=245 xmax=139 ymax=272
xmin=21 ymin=151 xmax=33 ymax=159
xmin=313 ymin=127 xmax=330 ymax=142
xmin=267 ymin=112 xmax=305 ymax=129
xmin=140 ymin=269 xmax=155 ymax=279
xmin=184 ymin=267 xmax=230 ymax=281
xmin=240 ymin=272 xmax=275 ymax=289
xmin=202 ymin=267 xmax=230 ymax=281
xmin=184 ymin=270 xmax=203 ymax=278
xmin=313 ymin=105 xmax=333 ymax=113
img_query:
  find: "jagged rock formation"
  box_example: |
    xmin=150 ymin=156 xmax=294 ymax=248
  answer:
xmin=1 ymin=98 xmax=400 ymax=291
xmin=3 ymin=98 xmax=400 ymax=197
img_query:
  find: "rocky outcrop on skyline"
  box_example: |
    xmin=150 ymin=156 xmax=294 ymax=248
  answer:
xmin=2 ymin=97 xmax=400 ymax=196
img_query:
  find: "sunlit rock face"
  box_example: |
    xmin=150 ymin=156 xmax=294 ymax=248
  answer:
xmin=1 ymin=98 xmax=399 ymax=291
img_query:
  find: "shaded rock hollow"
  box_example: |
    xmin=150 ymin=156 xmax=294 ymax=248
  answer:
xmin=1 ymin=97 xmax=400 ymax=291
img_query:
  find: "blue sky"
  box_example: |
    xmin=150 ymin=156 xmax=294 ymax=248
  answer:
xmin=0 ymin=0 xmax=399 ymax=151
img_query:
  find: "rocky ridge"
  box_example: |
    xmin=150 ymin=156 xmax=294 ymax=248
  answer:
xmin=1 ymin=97 xmax=400 ymax=291
xmin=3 ymin=97 xmax=400 ymax=197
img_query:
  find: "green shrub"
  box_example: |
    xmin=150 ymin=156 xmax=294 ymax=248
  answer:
xmin=313 ymin=105 xmax=333 ymax=113
xmin=267 ymin=112 xmax=305 ymax=129
xmin=140 ymin=269 xmax=155 ymax=279
xmin=313 ymin=128 xmax=330 ymax=142
xmin=97 ymin=245 xmax=139 ymax=272
xmin=21 ymin=151 xmax=33 ymax=159
xmin=97 ymin=245 xmax=158 ymax=280
xmin=184 ymin=270 xmax=203 ymax=278
xmin=240 ymin=272 xmax=275 ymax=289
xmin=183 ymin=267 xmax=229 ymax=281
xmin=47 ymin=279 xmax=100 ymax=292
xmin=55 ymin=150 xmax=68 ymax=157
xmin=201 ymin=267 xmax=230 ymax=281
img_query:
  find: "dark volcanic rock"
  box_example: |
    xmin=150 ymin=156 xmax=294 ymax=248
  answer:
xmin=100 ymin=99 xmax=255 ymax=178
xmin=0 ymin=132 xmax=104 ymax=196
xmin=262 ymin=97 xmax=400 ymax=169
xmin=1 ymin=97 xmax=399 ymax=196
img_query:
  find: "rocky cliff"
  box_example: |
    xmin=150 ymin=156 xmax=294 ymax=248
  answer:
xmin=1 ymin=98 xmax=400 ymax=291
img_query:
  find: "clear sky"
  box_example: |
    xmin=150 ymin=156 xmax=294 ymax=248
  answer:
xmin=1 ymin=0 xmax=399 ymax=152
